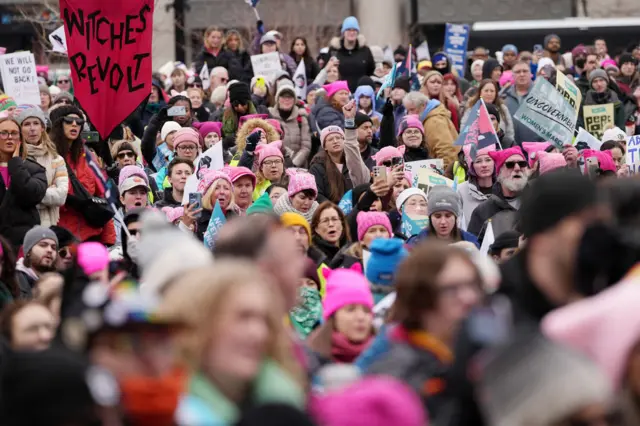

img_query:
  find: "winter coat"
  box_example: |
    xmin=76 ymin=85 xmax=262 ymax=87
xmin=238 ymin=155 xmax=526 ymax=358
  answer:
xmin=195 ymin=207 xmax=236 ymax=242
xmin=403 ymin=146 xmax=430 ymax=163
xmin=0 ymin=279 xmax=14 ymax=311
xmin=154 ymin=188 xmax=181 ymax=209
xmin=0 ymin=157 xmax=47 ymax=248
xmin=580 ymin=90 xmax=628 ymax=130
xmin=15 ymin=258 xmax=37 ymax=298
xmin=457 ymin=180 xmax=491 ymax=228
xmin=360 ymin=143 xmax=378 ymax=171
xmin=502 ymin=85 xmax=546 ymax=145
xmin=459 ymin=103 xmax=515 ymax=144
xmin=193 ymin=47 xmax=230 ymax=78
xmin=327 ymin=35 xmax=376 ymax=92
xmin=268 ymin=105 xmax=312 ymax=167
xmin=354 ymin=86 xmax=383 ymax=126
xmin=467 ymin=184 xmax=519 ymax=242
xmin=293 ymin=55 xmax=320 ymax=82
xmin=308 ymin=128 xmax=370 ymax=204
xmin=312 ymin=234 xmax=343 ymax=263
xmin=310 ymin=97 xmax=344 ymax=134
xmin=26 ymin=146 xmax=68 ymax=227
xmin=328 ymin=242 xmax=362 ymax=269
xmin=58 ymin=153 xmax=116 ymax=245
xmin=420 ymin=100 xmax=460 ymax=168
xmin=407 ymin=227 xmax=480 ymax=248
xmin=225 ymin=49 xmax=253 ymax=83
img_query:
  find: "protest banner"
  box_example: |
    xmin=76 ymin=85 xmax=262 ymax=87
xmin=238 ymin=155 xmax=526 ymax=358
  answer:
xmin=195 ymin=142 xmax=224 ymax=178
xmin=555 ymin=72 xmax=581 ymax=118
xmin=377 ymin=61 xmax=398 ymax=100
xmin=480 ymin=221 xmax=495 ymax=256
xmin=250 ymin=52 xmax=281 ymax=83
xmin=417 ymin=169 xmax=454 ymax=195
xmin=401 ymin=211 xmax=429 ymax=237
xmin=0 ymin=51 xmax=40 ymax=105
xmin=404 ymin=159 xmax=444 ymax=187
xmin=627 ymin=135 xmax=640 ymax=174
xmin=49 ymin=26 xmax=68 ymax=54
xmin=204 ymin=201 xmax=227 ymax=250
xmin=444 ymin=23 xmax=470 ymax=77
xmin=514 ymin=77 xmax=576 ymax=149
xmin=293 ymin=58 xmax=307 ymax=100
xmin=575 ymin=127 xmax=602 ymax=150
xmin=61 ymin=0 xmax=154 ymax=139
xmin=583 ymin=104 xmax=614 ymax=141
xmin=200 ymin=63 xmax=210 ymax=90
xmin=454 ymin=99 xmax=500 ymax=150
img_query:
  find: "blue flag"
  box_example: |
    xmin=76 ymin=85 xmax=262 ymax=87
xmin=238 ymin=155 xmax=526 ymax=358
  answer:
xmin=401 ymin=211 xmax=429 ymax=237
xmin=338 ymin=190 xmax=353 ymax=215
xmin=377 ymin=62 xmax=398 ymax=100
xmin=244 ymin=0 xmax=259 ymax=6
xmin=204 ymin=201 xmax=227 ymax=250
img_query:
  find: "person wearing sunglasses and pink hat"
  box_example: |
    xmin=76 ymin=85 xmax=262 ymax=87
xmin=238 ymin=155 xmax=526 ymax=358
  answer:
xmin=467 ymin=146 xmax=529 ymax=241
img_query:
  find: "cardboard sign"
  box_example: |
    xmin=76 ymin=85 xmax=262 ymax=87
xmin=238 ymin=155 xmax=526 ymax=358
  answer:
xmin=627 ymin=135 xmax=640 ymax=174
xmin=0 ymin=51 xmax=40 ymax=105
xmin=417 ymin=169 xmax=454 ymax=195
xmin=61 ymin=0 xmax=154 ymax=139
xmin=404 ymin=159 xmax=444 ymax=187
xmin=514 ymin=77 xmax=576 ymax=149
xmin=49 ymin=26 xmax=68 ymax=54
xmin=555 ymin=72 xmax=581 ymax=118
xmin=575 ymin=127 xmax=602 ymax=150
xmin=583 ymin=103 xmax=614 ymax=141
xmin=455 ymin=99 xmax=500 ymax=149
xmin=443 ymin=23 xmax=470 ymax=77
xmin=250 ymin=52 xmax=281 ymax=82
xmin=401 ymin=211 xmax=429 ymax=237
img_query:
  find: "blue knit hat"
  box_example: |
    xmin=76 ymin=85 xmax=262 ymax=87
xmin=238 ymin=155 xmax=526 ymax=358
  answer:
xmin=341 ymin=16 xmax=360 ymax=34
xmin=365 ymin=238 xmax=408 ymax=288
xmin=502 ymin=44 xmax=518 ymax=55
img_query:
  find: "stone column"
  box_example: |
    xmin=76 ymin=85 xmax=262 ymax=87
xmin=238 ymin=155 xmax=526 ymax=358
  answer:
xmin=152 ymin=0 xmax=176 ymax=69
xmin=355 ymin=0 xmax=405 ymax=49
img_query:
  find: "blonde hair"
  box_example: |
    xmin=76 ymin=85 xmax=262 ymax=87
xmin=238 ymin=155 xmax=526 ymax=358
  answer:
xmin=203 ymin=26 xmax=224 ymax=50
xmin=187 ymin=87 xmax=204 ymax=99
xmin=157 ymin=262 xmax=304 ymax=385
xmin=202 ymin=177 xmax=235 ymax=211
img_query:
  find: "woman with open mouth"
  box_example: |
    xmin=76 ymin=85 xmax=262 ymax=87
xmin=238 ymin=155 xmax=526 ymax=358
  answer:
xmin=311 ymin=202 xmax=350 ymax=264
xmin=51 ymin=106 xmax=116 ymax=245
xmin=192 ymin=170 xmax=237 ymax=241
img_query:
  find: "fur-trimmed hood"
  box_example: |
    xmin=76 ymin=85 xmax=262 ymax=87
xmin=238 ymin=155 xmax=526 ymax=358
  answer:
xmin=329 ymin=34 xmax=367 ymax=50
xmin=235 ymin=118 xmax=280 ymax=152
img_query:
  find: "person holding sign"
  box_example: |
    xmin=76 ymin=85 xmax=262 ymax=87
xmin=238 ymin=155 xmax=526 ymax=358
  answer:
xmin=0 ymin=115 xmax=47 ymax=248
xmin=580 ymin=69 xmax=627 ymax=132
xmin=407 ymin=186 xmax=478 ymax=248
xmin=190 ymin=170 xmax=236 ymax=241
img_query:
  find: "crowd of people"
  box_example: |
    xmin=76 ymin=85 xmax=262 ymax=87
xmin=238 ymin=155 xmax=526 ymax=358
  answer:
xmin=0 ymin=11 xmax=639 ymax=426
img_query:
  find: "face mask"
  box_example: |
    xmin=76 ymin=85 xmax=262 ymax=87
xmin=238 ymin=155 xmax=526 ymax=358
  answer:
xmin=575 ymin=58 xmax=586 ymax=69
xmin=290 ymin=286 xmax=322 ymax=337
xmin=126 ymin=238 xmax=140 ymax=262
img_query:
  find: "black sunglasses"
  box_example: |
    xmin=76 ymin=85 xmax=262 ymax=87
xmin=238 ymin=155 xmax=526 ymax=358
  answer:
xmin=59 ymin=247 xmax=71 ymax=258
xmin=189 ymin=83 xmax=203 ymax=89
xmin=117 ymin=151 xmax=135 ymax=159
xmin=63 ymin=116 xmax=84 ymax=126
xmin=504 ymin=160 xmax=528 ymax=169
xmin=382 ymin=157 xmax=404 ymax=168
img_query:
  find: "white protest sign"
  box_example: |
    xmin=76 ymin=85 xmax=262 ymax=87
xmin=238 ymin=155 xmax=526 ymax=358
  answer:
xmin=183 ymin=142 xmax=225 ymax=204
xmin=480 ymin=221 xmax=495 ymax=256
xmin=200 ymin=63 xmax=210 ymax=90
xmin=404 ymin=159 xmax=444 ymax=187
xmin=49 ymin=26 xmax=67 ymax=54
xmin=293 ymin=58 xmax=307 ymax=100
xmin=575 ymin=127 xmax=602 ymax=151
xmin=0 ymin=52 xmax=40 ymax=105
xmin=250 ymin=52 xmax=281 ymax=83
xmin=626 ymin=135 xmax=640 ymax=174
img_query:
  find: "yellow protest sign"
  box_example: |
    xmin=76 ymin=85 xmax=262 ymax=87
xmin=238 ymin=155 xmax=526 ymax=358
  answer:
xmin=583 ymin=103 xmax=614 ymax=140
xmin=556 ymin=72 xmax=581 ymax=118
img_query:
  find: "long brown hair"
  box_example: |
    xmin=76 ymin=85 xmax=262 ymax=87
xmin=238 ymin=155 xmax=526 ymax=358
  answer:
xmin=324 ymin=152 xmax=346 ymax=203
xmin=0 ymin=235 xmax=20 ymax=299
xmin=466 ymin=79 xmax=507 ymax=120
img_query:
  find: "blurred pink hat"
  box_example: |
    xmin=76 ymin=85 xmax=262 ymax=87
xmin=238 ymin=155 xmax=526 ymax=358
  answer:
xmin=522 ymin=142 xmax=552 ymax=167
xmin=538 ymin=151 xmax=567 ymax=175
xmin=77 ymin=242 xmax=109 ymax=276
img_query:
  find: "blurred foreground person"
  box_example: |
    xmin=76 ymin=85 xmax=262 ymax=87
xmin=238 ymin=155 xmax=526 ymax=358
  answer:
xmin=0 ymin=300 xmax=55 ymax=351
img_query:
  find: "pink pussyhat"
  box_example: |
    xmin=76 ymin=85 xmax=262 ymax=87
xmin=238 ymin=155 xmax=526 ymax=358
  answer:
xmin=266 ymin=119 xmax=284 ymax=137
xmin=192 ymin=121 xmax=222 ymax=139
xmin=463 ymin=143 xmax=497 ymax=175
xmin=197 ymin=169 xmax=232 ymax=194
xmin=372 ymin=146 xmax=406 ymax=166
xmin=287 ymin=171 xmax=317 ymax=198
xmin=582 ymin=149 xmax=616 ymax=173
xmin=522 ymin=141 xmax=552 ymax=167
xmin=239 ymin=114 xmax=269 ymax=126
xmin=397 ymin=115 xmax=425 ymax=138
xmin=255 ymin=140 xmax=284 ymax=166
xmin=538 ymin=151 xmax=567 ymax=175
xmin=356 ymin=211 xmax=393 ymax=242
xmin=77 ymin=242 xmax=109 ymax=276
xmin=488 ymin=146 xmax=525 ymax=173
xmin=228 ymin=166 xmax=256 ymax=187
xmin=323 ymin=80 xmax=350 ymax=98
xmin=321 ymin=263 xmax=374 ymax=321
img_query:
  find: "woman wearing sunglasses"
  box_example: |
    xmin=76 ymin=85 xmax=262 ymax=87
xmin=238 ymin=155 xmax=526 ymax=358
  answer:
xmin=50 ymin=106 xmax=116 ymax=245
xmin=54 ymin=74 xmax=74 ymax=95
xmin=0 ymin=115 xmax=47 ymax=249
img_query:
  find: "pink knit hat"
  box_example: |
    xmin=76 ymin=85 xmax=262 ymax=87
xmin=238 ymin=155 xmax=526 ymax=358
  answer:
xmin=118 ymin=165 xmax=148 ymax=187
xmin=372 ymin=146 xmax=406 ymax=166
xmin=287 ymin=171 xmax=317 ymax=198
xmin=77 ymin=242 xmax=109 ymax=276
xmin=161 ymin=206 xmax=184 ymax=223
xmin=488 ymin=146 xmax=525 ymax=173
xmin=522 ymin=141 xmax=552 ymax=167
xmin=499 ymin=70 xmax=514 ymax=88
xmin=538 ymin=151 xmax=567 ymax=175
xmin=310 ymin=377 xmax=426 ymax=426
xmin=227 ymin=166 xmax=256 ymax=187
xmin=321 ymin=263 xmax=374 ymax=320
xmin=192 ymin=121 xmax=222 ymax=139
xmin=542 ymin=273 xmax=640 ymax=388
xmin=356 ymin=211 xmax=393 ymax=242
xmin=582 ymin=149 xmax=616 ymax=173
xmin=173 ymin=127 xmax=202 ymax=150
xmin=255 ymin=140 xmax=284 ymax=166
xmin=320 ymin=126 xmax=345 ymax=147
xmin=403 ymin=171 xmax=413 ymax=186
xmin=266 ymin=119 xmax=284 ymax=137
xmin=323 ymin=80 xmax=350 ymax=98
xmin=462 ymin=143 xmax=497 ymax=174
xmin=197 ymin=169 xmax=232 ymax=194
xmin=239 ymin=113 xmax=269 ymax=126
xmin=397 ymin=115 xmax=424 ymax=138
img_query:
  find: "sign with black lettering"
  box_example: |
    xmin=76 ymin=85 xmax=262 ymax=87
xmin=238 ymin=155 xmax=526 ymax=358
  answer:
xmin=61 ymin=0 xmax=154 ymax=138
xmin=583 ymin=104 xmax=614 ymax=141
xmin=0 ymin=51 xmax=40 ymax=105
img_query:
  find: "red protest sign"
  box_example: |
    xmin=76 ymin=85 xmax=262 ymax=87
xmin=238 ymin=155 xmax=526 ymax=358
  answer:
xmin=60 ymin=0 xmax=154 ymax=139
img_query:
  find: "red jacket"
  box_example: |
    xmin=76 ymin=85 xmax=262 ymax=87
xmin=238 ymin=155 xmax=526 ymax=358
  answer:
xmin=57 ymin=152 xmax=116 ymax=245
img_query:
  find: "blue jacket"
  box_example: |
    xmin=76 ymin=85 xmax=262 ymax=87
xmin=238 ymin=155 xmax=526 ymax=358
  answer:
xmin=310 ymin=97 xmax=344 ymax=134
xmin=407 ymin=227 xmax=480 ymax=248
xmin=354 ymin=85 xmax=383 ymax=126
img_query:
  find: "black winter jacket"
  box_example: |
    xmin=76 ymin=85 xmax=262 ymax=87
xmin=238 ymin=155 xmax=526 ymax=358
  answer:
xmin=327 ymin=36 xmax=375 ymax=93
xmin=467 ymin=183 xmax=518 ymax=239
xmin=0 ymin=158 xmax=47 ymax=248
xmin=194 ymin=48 xmax=230 ymax=77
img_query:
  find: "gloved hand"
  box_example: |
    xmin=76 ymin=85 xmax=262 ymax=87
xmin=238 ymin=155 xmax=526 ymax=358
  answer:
xmin=257 ymin=20 xmax=265 ymax=35
xmin=382 ymin=98 xmax=393 ymax=116
xmin=157 ymin=106 xmax=169 ymax=122
xmin=245 ymin=130 xmax=261 ymax=153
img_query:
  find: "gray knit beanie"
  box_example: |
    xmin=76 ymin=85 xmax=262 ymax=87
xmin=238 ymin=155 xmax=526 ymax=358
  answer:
xmin=23 ymin=226 xmax=58 ymax=255
xmin=589 ymin=68 xmax=609 ymax=87
xmin=427 ymin=185 xmax=461 ymax=217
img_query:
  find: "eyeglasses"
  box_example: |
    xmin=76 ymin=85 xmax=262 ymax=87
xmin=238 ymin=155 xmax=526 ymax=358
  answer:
xmin=177 ymin=145 xmax=197 ymax=152
xmin=58 ymin=79 xmax=70 ymax=84
xmin=403 ymin=128 xmax=422 ymax=136
xmin=0 ymin=130 xmax=20 ymax=140
xmin=263 ymin=159 xmax=283 ymax=167
xmin=63 ymin=116 xmax=85 ymax=126
xmin=504 ymin=160 xmax=528 ymax=169
xmin=58 ymin=247 xmax=72 ymax=258
xmin=117 ymin=151 xmax=135 ymax=159
xmin=319 ymin=217 xmax=341 ymax=225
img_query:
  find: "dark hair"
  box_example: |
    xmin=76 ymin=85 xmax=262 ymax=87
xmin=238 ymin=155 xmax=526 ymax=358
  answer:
xmin=49 ymin=116 xmax=83 ymax=163
xmin=266 ymin=183 xmax=287 ymax=195
xmin=116 ymin=142 xmax=136 ymax=155
xmin=290 ymin=37 xmax=312 ymax=63
xmin=0 ymin=236 xmax=20 ymax=299
xmin=319 ymin=151 xmax=346 ymax=204
xmin=213 ymin=214 xmax=282 ymax=259
xmin=392 ymin=241 xmax=481 ymax=330
xmin=168 ymin=95 xmax=192 ymax=110
xmin=310 ymin=201 xmax=350 ymax=245
xmin=600 ymin=140 xmax=625 ymax=155
xmin=0 ymin=300 xmax=47 ymax=343
xmin=293 ymin=189 xmax=316 ymax=199
xmin=168 ymin=157 xmax=195 ymax=177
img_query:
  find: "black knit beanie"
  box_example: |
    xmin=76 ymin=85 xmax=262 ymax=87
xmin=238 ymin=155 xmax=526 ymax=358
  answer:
xmin=49 ymin=105 xmax=83 ymax=126
xmin=228 ymin=82 xmax=252 ymax=105
xmin=484 ymin=103 xmax=501 ymax=124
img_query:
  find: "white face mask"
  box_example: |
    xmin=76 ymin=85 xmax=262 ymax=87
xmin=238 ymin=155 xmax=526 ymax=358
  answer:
xmin=126 ymin=238 xmax=140 ymax=263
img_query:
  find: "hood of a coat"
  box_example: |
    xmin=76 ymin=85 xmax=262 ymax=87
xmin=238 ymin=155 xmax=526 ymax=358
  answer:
xmin=354 ymin=85 xmax=377 ymax=111
xmin=234 ymin=118 xmax=280 ymax=152
xmin=329 ymin=34 xmax=367 ymax=50
xmin=419 ymin=99 xmax=444 ymax=121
